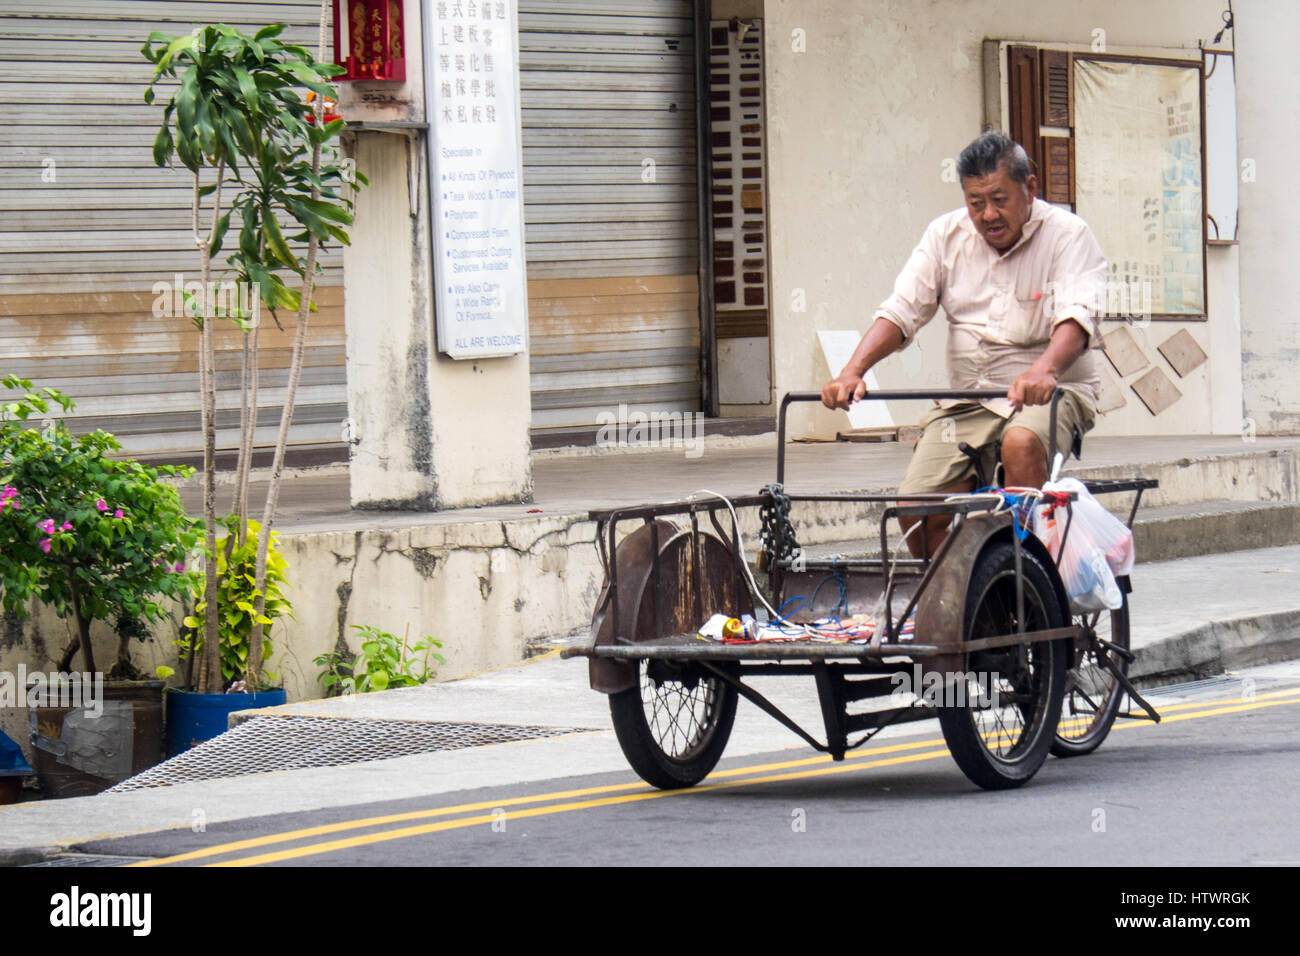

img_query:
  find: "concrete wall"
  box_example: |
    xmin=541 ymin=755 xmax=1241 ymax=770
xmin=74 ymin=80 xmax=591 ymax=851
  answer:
xmin=758 ymin=0 xmax=1246 ymax=440
xmin=1236 ymin=0 xmax=1300 ymax=435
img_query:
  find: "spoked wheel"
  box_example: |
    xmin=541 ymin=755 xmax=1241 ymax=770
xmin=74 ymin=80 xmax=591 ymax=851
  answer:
xmin=609 ymin=659 xmax=738 ymax=789
xmin=1052 ymin=583 xmax=1130 ymax=757
xmin=937 ymin=540 xmax=1068 ymax=790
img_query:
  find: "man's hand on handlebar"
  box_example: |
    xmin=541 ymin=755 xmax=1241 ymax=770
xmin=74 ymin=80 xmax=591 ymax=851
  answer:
xmin=1006 ymin=367 xmax=1058 ymax=412
xmin=821 ymin=373 xmax=867 ymax=410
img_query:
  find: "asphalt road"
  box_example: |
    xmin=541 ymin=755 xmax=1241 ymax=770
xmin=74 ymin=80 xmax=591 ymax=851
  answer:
xmin=66 ymin=664 xmax=1300 ymax=868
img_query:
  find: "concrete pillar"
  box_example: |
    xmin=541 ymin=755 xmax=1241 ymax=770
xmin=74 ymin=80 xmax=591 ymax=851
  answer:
xmin=340 ymin=0 xmax=532 ymax=511
xmin=343 ymin=130 xmax=533 ymax=510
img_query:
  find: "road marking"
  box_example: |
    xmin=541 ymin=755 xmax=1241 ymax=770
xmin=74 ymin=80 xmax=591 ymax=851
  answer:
xmin=207 ymin=749 xmax=955 ymax=867
xmin=132 ymin=685 xmax=1300 ymax=867
xmin=129 ymin=734 xmax=952 ymax=867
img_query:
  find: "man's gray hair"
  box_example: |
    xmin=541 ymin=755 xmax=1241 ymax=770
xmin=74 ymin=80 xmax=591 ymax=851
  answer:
xmin=957 ymin=130 xmax=1031 ymax=184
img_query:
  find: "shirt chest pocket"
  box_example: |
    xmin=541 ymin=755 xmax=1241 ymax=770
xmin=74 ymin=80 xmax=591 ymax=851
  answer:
xmin=1008 ymin=276 xmax=1053 ymax=345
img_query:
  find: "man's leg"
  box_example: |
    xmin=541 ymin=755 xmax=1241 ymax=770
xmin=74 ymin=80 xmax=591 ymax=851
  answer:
xmin=897 ymin=404 xmax=1001 ymax=559
xmin=899 ymin=478 xmax=974 ymax=559
xmin=1000 ymin=391 xmax=1096 ymax=488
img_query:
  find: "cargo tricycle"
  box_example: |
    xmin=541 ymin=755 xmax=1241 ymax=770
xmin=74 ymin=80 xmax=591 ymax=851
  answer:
xmin=562 ymin=389 xmax=1162 ymax=791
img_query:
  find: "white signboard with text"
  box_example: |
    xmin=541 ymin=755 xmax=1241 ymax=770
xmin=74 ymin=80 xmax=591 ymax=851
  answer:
xmin=423 ymin=0 xmax=528 ymax=359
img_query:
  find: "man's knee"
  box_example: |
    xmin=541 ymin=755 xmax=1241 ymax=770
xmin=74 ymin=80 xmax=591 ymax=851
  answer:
xmin=1002 ymin=426 xmax=1044 ymax=462
xmin=1001 ymin=426 xmax=1047 ymax=485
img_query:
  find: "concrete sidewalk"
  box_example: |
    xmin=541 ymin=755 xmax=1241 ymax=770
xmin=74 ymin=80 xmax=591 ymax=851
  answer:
xmin=3 ymin=542 xmax=1298 ymax=865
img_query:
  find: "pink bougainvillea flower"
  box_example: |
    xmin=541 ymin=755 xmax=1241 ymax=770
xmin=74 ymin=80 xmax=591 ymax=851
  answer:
xmin=174 ymin=562 xmax=185 ymax=572
xmin=39 ymin=518 xmax=55 ymax=533
xmin=1 ymin=486 xmax=17 ymax=499
xmin=39 ymin=537 xmax=52 ymax=553
xmin=60 ymin=521 xmax=72 ymax=531
xmin=113 ymin=509 xmax=124 ymax=519
xmin=0 ymin=500 xmax=9 ymax=513
xmin=96 ymin=499 xmax=108 ymax=512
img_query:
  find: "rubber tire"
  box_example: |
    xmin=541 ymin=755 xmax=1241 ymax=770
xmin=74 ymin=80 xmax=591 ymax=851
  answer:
xmin=1051 ymin=587 xmax=1130 ymax=757
xmin=609 ymin=660 xmax=738 ymax=790
xmin=937 ymin=540 xmax=1069 ymax=791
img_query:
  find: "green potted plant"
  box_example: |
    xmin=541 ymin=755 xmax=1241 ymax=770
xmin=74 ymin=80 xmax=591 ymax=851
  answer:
xmin=140 ymin=10 xmax=361 ymax=742
xmin=0 ymin=376 xmax=201 ymax=796
xmin=163 ymin=515 xmax=292 ymax=756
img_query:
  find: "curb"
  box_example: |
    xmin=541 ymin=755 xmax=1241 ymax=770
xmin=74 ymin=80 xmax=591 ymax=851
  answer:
xmin=0 ymin=844 xmax=63 ymax=867
xmin=1131 ymin=608 xmax=1300 ymax=687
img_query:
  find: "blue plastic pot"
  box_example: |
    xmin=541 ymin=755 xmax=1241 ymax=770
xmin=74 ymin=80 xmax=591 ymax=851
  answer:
xmin=165 ymin=688 xmax=287 ymax=758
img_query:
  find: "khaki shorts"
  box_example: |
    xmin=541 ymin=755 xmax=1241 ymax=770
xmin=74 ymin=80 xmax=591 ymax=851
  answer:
xmin=898 ymin=392 xmax=1096 ymax=495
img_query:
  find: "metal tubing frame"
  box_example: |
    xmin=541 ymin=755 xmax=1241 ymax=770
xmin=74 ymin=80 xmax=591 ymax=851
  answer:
xmin=776 ymin=388 xmax=1067 ymax=485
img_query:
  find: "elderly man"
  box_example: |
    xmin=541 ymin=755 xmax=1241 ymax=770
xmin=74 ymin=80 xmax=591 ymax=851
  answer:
xmin=821 ymin=130 xmax=1106 ymax=556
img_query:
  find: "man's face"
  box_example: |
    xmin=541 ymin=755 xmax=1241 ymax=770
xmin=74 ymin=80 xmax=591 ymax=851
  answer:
xmin=962 ymin=164 xmax=1037 ymax=252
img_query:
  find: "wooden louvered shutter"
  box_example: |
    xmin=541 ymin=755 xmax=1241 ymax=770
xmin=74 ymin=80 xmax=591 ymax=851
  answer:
xmin=1007 ymin=45 xmax=1041 ymax=177
xmin=1006 ymin=45 xmax=1074 ymax=207
xmin=1039 ymin=49 xmax=1073 ymax=205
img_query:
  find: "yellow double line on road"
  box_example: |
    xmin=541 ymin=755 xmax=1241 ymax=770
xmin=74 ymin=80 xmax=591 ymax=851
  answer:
xmin=130 ymin=685 xmax=1300 ymax=867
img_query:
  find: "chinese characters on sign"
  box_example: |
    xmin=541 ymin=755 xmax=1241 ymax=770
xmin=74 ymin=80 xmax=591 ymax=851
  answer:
xmin=424 ymin=0 xmax=527 ymax=358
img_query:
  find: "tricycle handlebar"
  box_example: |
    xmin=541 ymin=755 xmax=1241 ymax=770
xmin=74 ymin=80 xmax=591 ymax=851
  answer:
xmin=777 ymin=388 xmax=1066 ymax=486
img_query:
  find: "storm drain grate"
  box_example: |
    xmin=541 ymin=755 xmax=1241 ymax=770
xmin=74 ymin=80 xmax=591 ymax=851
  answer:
xmin=27 ymin=854 xmax=152 ymax=867
xmin=108 ymin=715 xmax=596 ymax=792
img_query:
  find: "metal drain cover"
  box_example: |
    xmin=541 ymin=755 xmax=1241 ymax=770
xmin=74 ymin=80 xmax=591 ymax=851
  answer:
xmin=108 ymin=715 xmax=595 ymax=792
xmin=27 ymin=854 xmax=152 ymax=867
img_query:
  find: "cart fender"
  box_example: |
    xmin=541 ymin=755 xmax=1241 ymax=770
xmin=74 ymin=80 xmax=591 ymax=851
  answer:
xmin=915 ymin=513 xmax=1067 ymax=676
xmin=588 ymin=521 xmax=753 ymax=694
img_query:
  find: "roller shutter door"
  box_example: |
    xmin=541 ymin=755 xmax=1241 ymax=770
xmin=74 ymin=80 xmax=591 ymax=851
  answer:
xmin=0 ymin=1 xmax=346 ymax=457
xmin=518 ymin=0 xmax=701 ymax=428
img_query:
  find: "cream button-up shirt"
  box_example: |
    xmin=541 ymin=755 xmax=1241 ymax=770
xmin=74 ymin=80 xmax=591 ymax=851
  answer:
xmin=874 ymin=198 xmax=1106 ymax=418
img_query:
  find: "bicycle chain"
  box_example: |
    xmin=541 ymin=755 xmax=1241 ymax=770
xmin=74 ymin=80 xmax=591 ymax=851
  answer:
xmin=758 ymin=482 xmax=801 ymax=571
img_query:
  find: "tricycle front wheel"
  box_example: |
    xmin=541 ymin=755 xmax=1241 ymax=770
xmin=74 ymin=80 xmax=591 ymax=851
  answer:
xmin=609 ymin=659 xmax=738 ymax=789
xmin=937 ymin=540 xmax=1068 ymax=790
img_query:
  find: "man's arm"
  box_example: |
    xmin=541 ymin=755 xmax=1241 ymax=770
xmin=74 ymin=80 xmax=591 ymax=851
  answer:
xmin=1006 ymin=318 xmax=1089 ymax=411
xmin=821 ymin=318 xmax=905 ymax=409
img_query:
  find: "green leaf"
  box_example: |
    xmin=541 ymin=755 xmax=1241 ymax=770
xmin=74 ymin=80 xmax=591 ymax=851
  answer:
xmin=263 ymin=215 xmax=297 ymax=270
xmin=296 ymin=196 xmax=353 ymax=225
xmin=209 ymin=211 xmax=231 ymax=257
xmin=254 ymin=24 xmax=288 ymax=41
xmin=156 ymin=34 xmax=196 ymax=74
xmin=233 ymin=66 xmax=259 ymax=113
xmin=152 ymin=125 xmax=174 ymax=167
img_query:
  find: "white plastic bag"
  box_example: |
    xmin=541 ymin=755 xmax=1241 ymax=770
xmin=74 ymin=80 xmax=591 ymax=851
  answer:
xmin=1034 ymin=477 xmax=1133 ymax=612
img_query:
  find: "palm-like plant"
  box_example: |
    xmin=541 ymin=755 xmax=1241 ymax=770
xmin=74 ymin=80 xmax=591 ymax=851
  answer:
xmin=142 ymin=11 xmax=364 ymax=692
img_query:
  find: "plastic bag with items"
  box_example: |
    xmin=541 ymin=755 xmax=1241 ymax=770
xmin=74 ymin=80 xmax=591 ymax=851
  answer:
xmin=1033 ymin=477 xmax=1134 ymax=613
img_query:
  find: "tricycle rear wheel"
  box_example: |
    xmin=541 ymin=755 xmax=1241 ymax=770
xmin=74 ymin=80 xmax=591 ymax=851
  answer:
xmin=937 ymin=540 xmax=1068 ymax=790
xmin=609 ymin=659 xmax=738 ymax=789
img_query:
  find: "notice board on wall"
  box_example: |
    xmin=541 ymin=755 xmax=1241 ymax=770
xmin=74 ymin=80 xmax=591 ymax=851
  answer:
xmin=1074 ymin=58 xmax=1206 ymax=318
xmin=423 ymin=0 xmax=529 ymax=359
